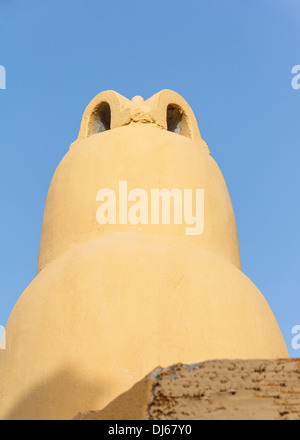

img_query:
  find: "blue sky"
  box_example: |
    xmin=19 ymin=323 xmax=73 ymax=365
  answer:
xmin=0 ymin=0 xmax=299 ymax=356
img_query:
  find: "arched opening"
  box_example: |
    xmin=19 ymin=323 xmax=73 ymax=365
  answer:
xmin=167 ymin=104 xmax=191 ymax=138
xmin=89 ymin=102 xmax=111 ymax=136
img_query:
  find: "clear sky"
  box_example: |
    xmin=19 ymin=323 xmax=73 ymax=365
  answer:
xmin=0 ymin=0 xmax=299 ymax=356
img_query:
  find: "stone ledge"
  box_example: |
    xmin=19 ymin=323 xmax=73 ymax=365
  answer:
xmin=74 ymin=359 xmax=300 ymax=420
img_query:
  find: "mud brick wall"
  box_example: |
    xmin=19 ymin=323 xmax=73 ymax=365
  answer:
xmin=74 ymin=359 xmax=300 ymax=421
